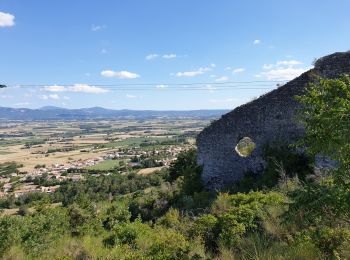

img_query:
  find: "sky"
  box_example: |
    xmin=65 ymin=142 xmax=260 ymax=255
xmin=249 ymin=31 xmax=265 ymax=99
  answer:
xmin=1 ymin=0 xmax=350 ymax=110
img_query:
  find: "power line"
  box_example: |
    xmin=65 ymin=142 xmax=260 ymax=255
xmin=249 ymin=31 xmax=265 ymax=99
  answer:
xmin=1 ymin=79 xmax=312 ymax=92
xmin=4 ymin=80 xmax=288 ymax=87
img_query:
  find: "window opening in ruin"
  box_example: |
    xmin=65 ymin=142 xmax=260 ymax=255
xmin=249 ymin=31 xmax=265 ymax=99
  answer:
xmin=235 ymin=137 xmax=256 ymax=157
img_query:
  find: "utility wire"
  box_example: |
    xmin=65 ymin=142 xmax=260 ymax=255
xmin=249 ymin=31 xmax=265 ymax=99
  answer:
xmin=4 ymin=80 xmax=288 ymax=87
xmin=1 ymin=79 xmax=312 ymax=91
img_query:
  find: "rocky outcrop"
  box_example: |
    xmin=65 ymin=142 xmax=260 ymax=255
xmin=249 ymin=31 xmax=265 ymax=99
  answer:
xmin=197 ymin=51 xmax=350 ymax=190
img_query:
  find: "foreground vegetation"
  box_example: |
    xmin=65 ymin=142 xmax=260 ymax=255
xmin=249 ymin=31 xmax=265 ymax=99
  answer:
xmin=0 ymin=76 xmax=349 ymax=259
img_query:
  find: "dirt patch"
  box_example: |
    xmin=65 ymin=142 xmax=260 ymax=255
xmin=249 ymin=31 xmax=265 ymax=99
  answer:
xmin=137 ymin=166 xmax=165 ymax=175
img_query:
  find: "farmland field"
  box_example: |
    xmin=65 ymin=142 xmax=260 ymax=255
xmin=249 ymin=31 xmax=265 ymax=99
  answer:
xmin=0 ymin=118 xmax=211 ymax=198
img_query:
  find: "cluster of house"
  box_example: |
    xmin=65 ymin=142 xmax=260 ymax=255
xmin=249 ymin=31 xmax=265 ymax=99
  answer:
xmin=0 ymin=144 xmax=193 ymax=198
xmin=105 ymin=145 xmax=191 ymax=164
xmin=0 ymin=157 xmax=104 ymax=198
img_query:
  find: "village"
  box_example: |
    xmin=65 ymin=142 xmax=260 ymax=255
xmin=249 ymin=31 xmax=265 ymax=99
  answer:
xmin=0 ymin=142 xmax=192 ymax=198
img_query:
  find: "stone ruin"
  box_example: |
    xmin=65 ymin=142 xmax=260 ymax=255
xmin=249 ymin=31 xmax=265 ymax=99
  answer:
xmin=197 ymin=51 xmax=350 ymax=190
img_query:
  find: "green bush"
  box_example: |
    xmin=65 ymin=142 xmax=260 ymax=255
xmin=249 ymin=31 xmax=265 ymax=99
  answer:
xmin=310 ymin=227 xmax=350 ymax=257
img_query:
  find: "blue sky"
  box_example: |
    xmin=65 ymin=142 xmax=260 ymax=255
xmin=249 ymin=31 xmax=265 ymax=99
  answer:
xmin=1 ymin=0 xmax=350 ymax=110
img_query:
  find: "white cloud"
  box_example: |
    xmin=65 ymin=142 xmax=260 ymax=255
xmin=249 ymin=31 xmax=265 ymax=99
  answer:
xmin=162 ymin=54 xmax=176 ymax=59
xmin=156 ymin=84 xmax=167 ymax=89
xmin=233 ymin=68 xmax=245 ymax=73
xmin=276 ymin=60 xmax=302 ymax=66
xmin=43 ymin=85 xmax=66 ymax=92
xmin=126 ymin=94 xmax=137 ymax=99
xmin=263 ymin=60 xmax=303 ymax=70
xmin=215 ymin=76 xmax=229 ymax=82
xmin=257 ymin=67 xmax=307 ymax=80
xmin=225 ymin=67 xmax=245 ymax=73
xmin=49 ymin=94 xmax=60 ymax=100
xmin=101 ymin=70 xmax=140 ymax=79
xmin=210 ymin=63 xmax=216 ymax=67
xmin=39 ymin=94 xmax=60 ymax=100
xmin=145 ymin=54 xmax=159 ymax=60
xmin=91 ymin=24 xmax=105 ymax=31
xmin=43 ymin=84 xmax=108 ymax=94
xmin=175 ymin=67 xmax=212 ymax=77
xmin=256 ymin=59 xmax=308 ymax=80
xmin=253 ymin=39 xmax=261 ymax=45
xmin=0 ymin=12 xmax=15 ymax=27
xmin=69 ymin=84 xmax=109 ymax=93
xmin=63 ymin=96 xmax=70 ymax=100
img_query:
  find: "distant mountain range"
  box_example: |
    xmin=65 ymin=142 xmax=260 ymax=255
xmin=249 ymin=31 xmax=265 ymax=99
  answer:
xmin=0 ymin=106 xmax=230 ymax=120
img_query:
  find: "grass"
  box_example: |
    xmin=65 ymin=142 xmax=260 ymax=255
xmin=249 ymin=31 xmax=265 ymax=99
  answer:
xmin=0 ymin=162 xmax=22 ymax=177
xmin=85 ymin=160 xmax=120 ymax=170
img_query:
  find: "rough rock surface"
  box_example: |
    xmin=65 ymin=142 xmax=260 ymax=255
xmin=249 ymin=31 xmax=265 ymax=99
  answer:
xmin=197 ymin=51 xmax=350 ymax=190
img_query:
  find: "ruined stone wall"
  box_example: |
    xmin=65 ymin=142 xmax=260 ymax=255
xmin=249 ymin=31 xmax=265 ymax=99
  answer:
xmin=197 ymin=51 xmax=350 ymax=190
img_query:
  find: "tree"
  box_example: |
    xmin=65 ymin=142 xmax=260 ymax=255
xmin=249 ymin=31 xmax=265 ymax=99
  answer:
xmin=168 ymin=149 xmax=198 ymax=182
xmin=296 ymin=74 xmax=350 ymax=181
xmin=287 ymin=75 xmax=350 ymax=257
xmin=293 ymin=75 xmax=350 ymax=223
xmin=168 ymin=149 xmax=203 ymax=195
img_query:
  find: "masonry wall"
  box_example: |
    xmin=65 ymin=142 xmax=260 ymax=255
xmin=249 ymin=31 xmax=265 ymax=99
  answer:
xmin=197 ymin=51 xmax=350 ymax=190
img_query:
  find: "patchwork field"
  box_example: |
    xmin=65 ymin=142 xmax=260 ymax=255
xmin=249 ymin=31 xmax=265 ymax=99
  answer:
xmin=0 ymin=118 xmax=209 ymax=174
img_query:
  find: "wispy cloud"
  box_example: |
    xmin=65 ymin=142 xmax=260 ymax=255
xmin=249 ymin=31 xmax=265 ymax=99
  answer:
xmin=101 ymin=70 xmax=140 ymax=79
xmin=91 ymin=24 xmax=105 ymax=31
xmin=215 ymin=76 xmax=229 ymax=82
xmin=162 ymin=54 xmax=176 ymax=59
xmin=233 ymin=68 xmax=245 ymax=73
xmin=146 ymin=53 xmax=178 ymax=60
xmin=145 ymin=54 xmax=159 ymax=60
xmin=49 ymin=94 xmax=60 ymax=100
xmin=156 ymin=84 xmax=168 ymax=89
xmin=225 ymin=67 xmax=245 ymax=74
xmin=257 ymin=67 xmax=307 ymax=80
xmin=175 ymin=67 xmax=212 ymax=77
xmin=0 ymin=12 xmax=15 ymax=27
xmin=253 ymin=39 xmax=261 ymax=45
xmin=43 ymin=85 xmax=65 ymax=92
xmin=43 ymin=84 xmax=108 ymax=94
xmin=39 ymin=94 xmax=60 ymax=100
xmin=256 ymin=59 xmax=309 ymax=80
xmin=276 ymin=60 xmax=302 ymax=66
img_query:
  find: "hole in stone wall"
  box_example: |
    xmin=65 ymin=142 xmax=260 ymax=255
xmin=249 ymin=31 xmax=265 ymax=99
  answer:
xmin=235 ymin=137 xmax=256 ymax=157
